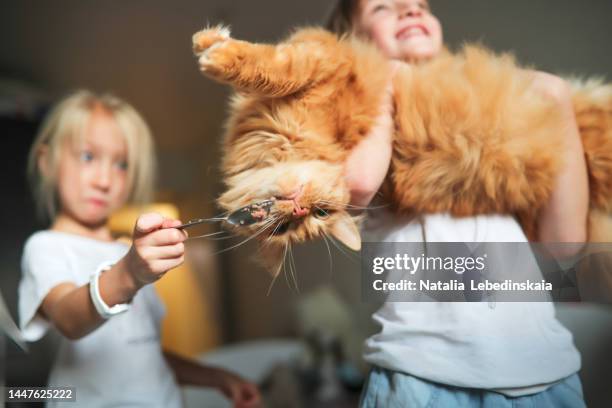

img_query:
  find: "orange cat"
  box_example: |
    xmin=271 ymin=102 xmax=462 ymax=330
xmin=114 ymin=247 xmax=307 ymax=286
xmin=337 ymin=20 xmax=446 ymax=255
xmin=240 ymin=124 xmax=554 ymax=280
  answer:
xmin=192 ymin=26 xmax=612 ymax=276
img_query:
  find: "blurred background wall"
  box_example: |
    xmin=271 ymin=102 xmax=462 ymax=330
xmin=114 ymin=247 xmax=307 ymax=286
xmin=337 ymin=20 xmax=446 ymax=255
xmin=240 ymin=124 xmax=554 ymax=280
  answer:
xmin=1 ymin=0 xmax=612 ymax=405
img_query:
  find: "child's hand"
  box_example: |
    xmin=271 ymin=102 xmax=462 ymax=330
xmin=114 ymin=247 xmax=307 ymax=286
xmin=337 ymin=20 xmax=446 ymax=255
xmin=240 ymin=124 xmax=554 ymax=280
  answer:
xmin=216 ymin=370 xmax=262 ymax=408
xmin=123 ymin=213 xmax=187 ymax=288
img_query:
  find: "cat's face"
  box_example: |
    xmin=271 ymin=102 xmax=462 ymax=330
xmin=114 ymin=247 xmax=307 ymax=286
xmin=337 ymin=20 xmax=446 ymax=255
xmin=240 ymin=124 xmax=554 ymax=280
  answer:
xmin=218 ymin=160 xmax=361 ymax=276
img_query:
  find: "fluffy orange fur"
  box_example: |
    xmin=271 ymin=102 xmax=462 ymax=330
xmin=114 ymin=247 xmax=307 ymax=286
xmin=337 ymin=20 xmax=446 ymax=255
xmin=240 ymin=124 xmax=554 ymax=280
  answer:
xmin=192 ymin=26 xmax=612 ymax=276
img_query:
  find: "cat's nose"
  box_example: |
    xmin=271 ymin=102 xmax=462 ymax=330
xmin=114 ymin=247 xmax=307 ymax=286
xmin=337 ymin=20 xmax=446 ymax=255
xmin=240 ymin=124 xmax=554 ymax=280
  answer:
xmin=292 ymin=207 xmax=309 ymax=219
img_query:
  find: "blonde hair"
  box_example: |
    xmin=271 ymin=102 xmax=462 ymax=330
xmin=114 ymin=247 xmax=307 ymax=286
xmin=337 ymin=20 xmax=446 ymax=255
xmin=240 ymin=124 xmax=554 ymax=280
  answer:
xmin=27 ymin=90 xmax=156 ymax=222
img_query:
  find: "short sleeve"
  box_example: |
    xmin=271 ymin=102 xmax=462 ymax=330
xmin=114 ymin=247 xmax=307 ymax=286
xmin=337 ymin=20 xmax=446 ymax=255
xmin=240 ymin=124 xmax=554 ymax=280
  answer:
xmin=18 ymin=233 xmax=78 ymax=342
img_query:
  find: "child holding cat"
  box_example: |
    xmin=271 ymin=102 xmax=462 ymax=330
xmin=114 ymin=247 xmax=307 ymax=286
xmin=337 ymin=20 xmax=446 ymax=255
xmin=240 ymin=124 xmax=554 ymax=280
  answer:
xmin=331 ymin=0 xmax=588 ymax=406
xmin=19 ymin=90 xmax=261 ymax=407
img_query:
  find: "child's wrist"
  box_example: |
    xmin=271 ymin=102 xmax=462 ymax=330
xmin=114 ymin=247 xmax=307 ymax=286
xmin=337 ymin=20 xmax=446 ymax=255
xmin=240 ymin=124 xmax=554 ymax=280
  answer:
xmin=115 ymin=258 xmax=143 ymax=299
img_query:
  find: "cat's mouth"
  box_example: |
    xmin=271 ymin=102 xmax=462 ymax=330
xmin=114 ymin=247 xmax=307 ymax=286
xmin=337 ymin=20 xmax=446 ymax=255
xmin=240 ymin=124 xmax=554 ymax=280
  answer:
xmin=271 ymin=220 xmax=292 ymax=236
xmin=267 ymin=207 xmax=333 ymax=237
xmin=267 ymin=212 xmax=303 ymax=237
xmin=273 ymin=190 xmax=310 ymax=220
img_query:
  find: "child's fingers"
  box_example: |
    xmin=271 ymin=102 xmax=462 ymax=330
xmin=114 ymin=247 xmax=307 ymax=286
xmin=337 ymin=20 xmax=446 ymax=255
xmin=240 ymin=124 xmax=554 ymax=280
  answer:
xmin=239 ymin=384 xmax=261 ymax=407
xmin=134 ymin=213 xmax=165 ymax=236
xmin=150 ymin=257 xmax=185 ymax=276
xmin=161 ymin=218 xmax=182 ymax=229
xmin=226 ymin=385 xmax=241 ymax=405
xmin=148 ymin=242 xmax=185 ymax=260
xmin=140 ymin=227 xmax=187 ymax=246
xmin=162 ymin=219 xmax=189 ymax=239
xmin=230 ymin=383 xmax=260 ymax=408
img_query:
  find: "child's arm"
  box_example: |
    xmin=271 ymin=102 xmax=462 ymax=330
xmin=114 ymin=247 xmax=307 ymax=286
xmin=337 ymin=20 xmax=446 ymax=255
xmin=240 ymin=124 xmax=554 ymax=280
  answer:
xmin=345 ymin=71 xmax=396 ymax=207
xmin=39 ymin=213 xmax=186 ymax=340
xmin=530 ymin=72 xmax=589 ymax=253
xmin=163 ymin=351 xmax=261 ymax=407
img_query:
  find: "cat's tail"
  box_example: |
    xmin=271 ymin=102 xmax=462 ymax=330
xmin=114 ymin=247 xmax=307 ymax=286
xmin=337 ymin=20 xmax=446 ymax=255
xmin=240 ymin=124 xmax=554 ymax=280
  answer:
xmin=571 ymin=78 xmax=612 ymax=241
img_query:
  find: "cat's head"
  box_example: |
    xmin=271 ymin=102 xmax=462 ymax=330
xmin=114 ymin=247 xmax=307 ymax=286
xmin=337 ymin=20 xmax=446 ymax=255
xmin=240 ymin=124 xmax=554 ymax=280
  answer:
xmin=218 ymin=160 xmax=361 ymax=277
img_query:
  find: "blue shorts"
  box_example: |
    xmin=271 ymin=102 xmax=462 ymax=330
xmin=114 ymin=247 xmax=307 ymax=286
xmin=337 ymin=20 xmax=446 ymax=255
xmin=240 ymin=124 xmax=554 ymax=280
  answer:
xmin=359 ymin=367 xmax=586 ymax=408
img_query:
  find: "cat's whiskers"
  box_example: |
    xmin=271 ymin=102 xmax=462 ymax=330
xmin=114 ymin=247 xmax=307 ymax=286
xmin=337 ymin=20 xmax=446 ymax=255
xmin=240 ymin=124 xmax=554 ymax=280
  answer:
xmin=256 ymin=214 xmax=294 ymax=248
xmin=283 ymin=248 xmax=292 ymax=292
xmin=266 ymin=242 xmax=289 ymax=296
xmin=321 ymin=233 xmax=334 ymax=277
xmin=287 ymin=244 xmax=299 ymax=293
xmin=187 ymin=230 xmax=235 ymax=241
xmin=323 ymin=231 xmax=361 ymax=264
xmin=210 ymin=215 xmax=280 ymax=256
xmin=261 ymin=215 xmax=291 ymax=247
xmin=253 ymin=216 xmax=283 ymax=237
xmin=187 ymin=208 xmax=284 ymax=242
xmin=206 ymin=233 xmax=241 ymax=241
xmin=315 ymin=199 xmax=390 ymax=211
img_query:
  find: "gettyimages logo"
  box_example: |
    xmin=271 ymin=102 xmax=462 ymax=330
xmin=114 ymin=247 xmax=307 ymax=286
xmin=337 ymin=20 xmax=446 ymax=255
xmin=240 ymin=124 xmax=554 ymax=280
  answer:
xmin=372 ymin=253 xmax=487 ymax=275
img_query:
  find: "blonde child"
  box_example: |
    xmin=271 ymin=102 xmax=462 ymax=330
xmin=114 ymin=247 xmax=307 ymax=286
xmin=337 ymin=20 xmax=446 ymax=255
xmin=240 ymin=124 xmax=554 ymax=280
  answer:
xmin=19 ymin=90 xmax=261 ymax=408
xmin=331 ymin=0 xmax=588 ymax=407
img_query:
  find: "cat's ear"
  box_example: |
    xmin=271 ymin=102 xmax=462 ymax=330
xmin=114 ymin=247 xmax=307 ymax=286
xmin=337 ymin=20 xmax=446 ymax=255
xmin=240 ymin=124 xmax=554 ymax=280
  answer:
xmin=258 ymin=243 xmax=286 ymax=277
xmin=330 ymin=215 xmax=361 ymax=251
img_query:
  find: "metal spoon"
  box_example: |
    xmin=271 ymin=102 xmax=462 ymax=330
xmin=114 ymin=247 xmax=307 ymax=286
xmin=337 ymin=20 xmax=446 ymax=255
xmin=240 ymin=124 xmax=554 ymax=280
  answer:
xmin=175 ymin=199 xmax=275 ymax=230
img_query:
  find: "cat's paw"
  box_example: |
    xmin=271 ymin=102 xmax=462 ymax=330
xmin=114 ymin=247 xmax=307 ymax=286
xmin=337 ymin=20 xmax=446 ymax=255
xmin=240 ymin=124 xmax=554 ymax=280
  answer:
xmin=192 ymin=25 xmax=237 ymax=75
xmin=193 ymin=25 xmax=231 ymax=56
xmin=193 ymin=25 xmax=230 ymax=54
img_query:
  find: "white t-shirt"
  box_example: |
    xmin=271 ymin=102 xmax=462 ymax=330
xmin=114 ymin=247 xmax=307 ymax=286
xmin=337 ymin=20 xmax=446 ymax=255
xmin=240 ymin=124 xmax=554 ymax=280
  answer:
xmin=362 ymin=211 xmax=581 ymax=397
xmin=19 ymin=231 xmax=183 ymax=408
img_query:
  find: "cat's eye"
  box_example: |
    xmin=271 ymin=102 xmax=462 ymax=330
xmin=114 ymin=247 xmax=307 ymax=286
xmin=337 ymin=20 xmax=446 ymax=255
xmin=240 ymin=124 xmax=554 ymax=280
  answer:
xmin=314 ymin=208 xmax=330 ymax=219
